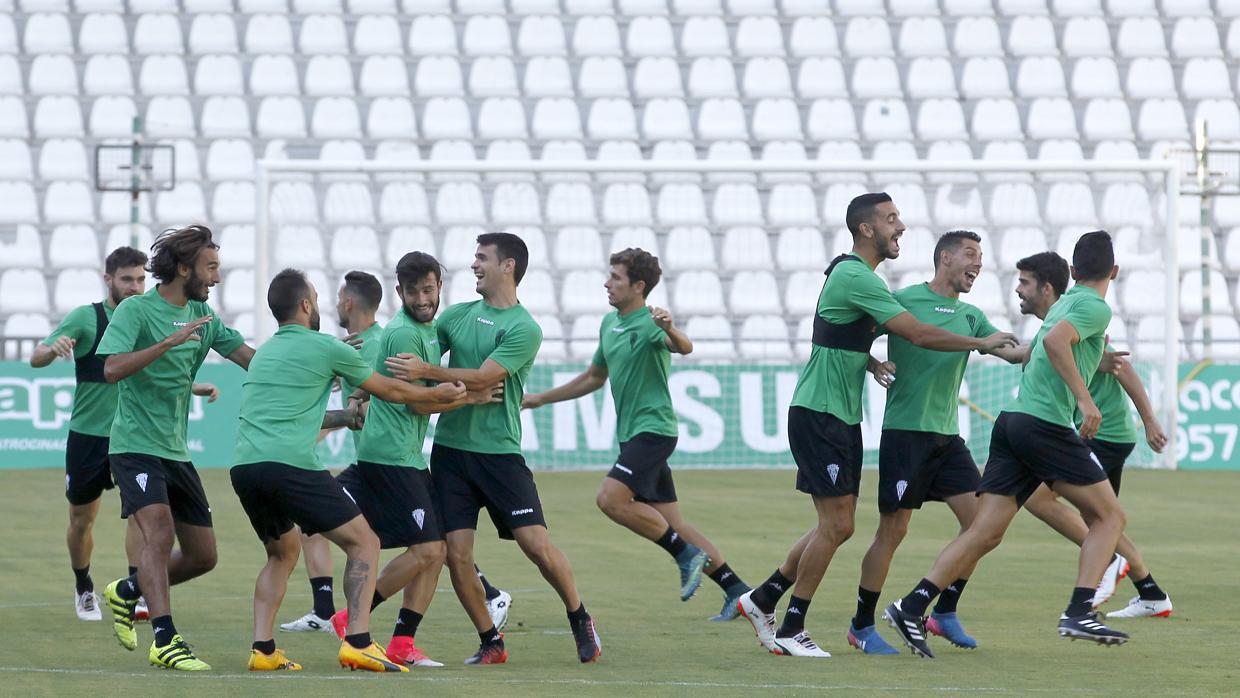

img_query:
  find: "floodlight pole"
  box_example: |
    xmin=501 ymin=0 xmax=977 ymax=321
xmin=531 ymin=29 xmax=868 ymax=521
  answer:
xmin=129 ymin=116 xmax=143 ymax=249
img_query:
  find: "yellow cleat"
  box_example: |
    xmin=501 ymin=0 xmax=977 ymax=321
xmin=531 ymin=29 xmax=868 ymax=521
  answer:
xmin=102 ymin=579 xmax=138 ymax=651
xmin=248 ymin=648 xmax=302 ymax=671
xmin=149 ymin=635 xmax=211 ymax=671
xmin=338 ymin=641 xmax=408 ymax=673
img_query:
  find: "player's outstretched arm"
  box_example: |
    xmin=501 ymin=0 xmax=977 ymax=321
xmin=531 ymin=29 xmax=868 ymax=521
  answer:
xmin=983 ymin=343 xmax=1031 ymax=365
xmin=1114 ymin=359 xmax=1168 ymax=452
xmin=885 ymin=312 xmax=1018 ymax=353
xmin=650 ymin=306 xmax=693 ymax=355
xmin=385 ymin=354 xmax=509 ymax=392
xmin=30 ymin=337 xmax=75 ymax=368
xmin=225 ymin=344 xmax=255 ymax=370
xmin=103 ymin=315 xmax=213 ymax=383
xmin=522 ymin=363 xmax=608 ymax=410
xmin=1041 ymin=321 xmax=1102 ymax=438
xmin=361 ymin=372 xmax=466 ymax=406
xmin=412 ymin=382 xmax=505 ymax=415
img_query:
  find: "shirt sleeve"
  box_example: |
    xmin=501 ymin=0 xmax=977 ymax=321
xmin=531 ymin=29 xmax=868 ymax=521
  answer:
xmin=848 ymin=269 xmax=908 ymax=325
xmin=435 ymin=306 xmax=456 ymax=351
xmin=974 ymin=309 xmax=1000 ymax=338
xmin=591 ymin=319 xmax=607 ymax=367
xmin=207 ymin=313 xmax=246 ymax=358
xmin=647 ymin=318 xmax=669 ymax=349
xmin=488 ymin=318 xmax=542 ymax=375
xmin=43 ymin=306 xmax=90 ymax=357
xmin=331 ymin=338 xmax=376 ymax=387
xmin=95 ymin=300 xmax=140 ymax=357
xmin=1064 ymin=297 xmax=1111 ymax=342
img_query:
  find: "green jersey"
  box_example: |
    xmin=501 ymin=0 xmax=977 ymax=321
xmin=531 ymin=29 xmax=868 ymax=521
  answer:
xmin=1012 ymin=285 xmax=1111 ymax=428
xmin=43 ymin=301 xmax=118 ymax=437
xmin=790 ymin=254 xmax=907 ymax=425
xmin=434 ymin=300 xmax=541 ymax=455
xmin=882 ymin=283 xmax=998 ymax=435
xmin=357 ymin=311 xmax=441 ymax=468
xmin=341 ymin=321 xmax=383 ymax=450
xmin=1078 ymin=344 xmax=1139 ymax=444
xmin=591 ymin=307 xmax=678 ymax=442
xmin=233 ymin=324 xmax=373 ymax=470
xmin=96 ymin=286 xmax=245 ymax=461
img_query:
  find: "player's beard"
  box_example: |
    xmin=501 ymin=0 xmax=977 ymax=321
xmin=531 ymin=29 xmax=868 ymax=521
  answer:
xmin=875 ymin=232 xmax=899 ymax=260
xmin=407 ymin=298 xmax=438 ymax=323
xmin=108 ymin=283 xmax=135 ymax=306
xmin=309 ymin=307 xmax=321 ymax=331
xmin=185 ymin=268 xmax=210 ymax=302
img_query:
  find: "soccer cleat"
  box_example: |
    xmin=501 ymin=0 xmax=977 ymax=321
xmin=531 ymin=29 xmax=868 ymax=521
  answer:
xmin=149 ymin=635 xmax=211 ymax=671
xmin=487 ymin=590 xmax=513 ymax=632
xmin=338 ymin=641 xmax=408 ymax=672
xmin=102 ymin=579 xmax=138 ymax=651
xmin=709 ymin=585 xmax=751 ymax=622
xmin=75 ymin=590 xmax=102 ymax=621
xmin=883 ymin=600 xmax=935 ymax=659
xmin=737 ymin=589 xmax=779 ymax=653
xmin=927 ymin=612 xmax=978 ymax=649
xmin=135 ymin=596 xmax=149 ymax=622
xmin=571 ymin=616 xmax=602 ymax=663
xmin=1105 ymin=595 xmax=1173 ymax=619
xmin=329 ymin=609 xmax=348 ymax=639
xmin=1092 ymin=554 xmax=1130 ymax=609
xmin=248 ymin=648 xmax=302 ymax=671
xmin=280 ymin=611 xmax=336 ymax=633
xmin=677 ymin=546 xmax=710 ymax=601
xmin=386 ymin=635 xmax=444 ymax=667
xmin=847 ymin=624 xmax=900 ymax=655
xmin=464 ymin=637 xmax=508 ymax=665
xmin=1058 ymin=612 xmax=1130 ymax=645
xmin=772 ymin=631 xmax=831 ymax=658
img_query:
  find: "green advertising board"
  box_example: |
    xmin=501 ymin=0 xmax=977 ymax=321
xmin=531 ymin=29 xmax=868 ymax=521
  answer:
xmin=0 ymin=360 xmax=1234 ymax=470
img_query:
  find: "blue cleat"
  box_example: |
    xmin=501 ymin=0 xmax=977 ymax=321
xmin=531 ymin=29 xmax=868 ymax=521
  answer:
xmin=709 ymin=585 xmax=751 ymax=621
xmin=676 ymin=545 xmax=710 ymax=601
xmin=847 ymin=624 xmax=901 ymax=655
xmin=927 ymin=612 xmax=978 ymax=649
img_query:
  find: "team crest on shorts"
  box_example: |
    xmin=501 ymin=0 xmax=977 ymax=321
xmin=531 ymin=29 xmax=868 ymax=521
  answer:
xmin=896 ymin=479 xmax=908 ymax=501
xmin=135 ymin=473 xmax=148 ymax=492
xmin=412 ymin=508 xmax=425 ymax=529
xmin=826 ymin=463 xmax=840 ymax=484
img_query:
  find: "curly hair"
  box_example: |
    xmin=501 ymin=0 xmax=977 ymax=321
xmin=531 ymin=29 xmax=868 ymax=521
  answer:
xmin=609 ymin=247 xmax=662 ymax=298
xmin=148 ymin=225 xmax=218 ymax=283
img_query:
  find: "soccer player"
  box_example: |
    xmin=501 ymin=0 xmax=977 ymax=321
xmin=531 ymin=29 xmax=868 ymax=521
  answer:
xmin=385 ymin=232 xmax=602 ymax=665
xmin=281 ymin=271 xmax=385 ymax=634
xmin=736 ymin=193 xmax=1017 ymax=658
xmin=848 ymin=231 xmax=1026 ymax=655
xmin=522 ymin=248 xmax=752 ymax=620
xmin=1014 ymin=251 xmax=1173 ymax=619
xmin=884 ymin=231 xmax=1132 ymax=658
xmin=97 ymin=225 xmax=255 ymax=671
xmin=232 ymin=268 xmax=466 ymax=673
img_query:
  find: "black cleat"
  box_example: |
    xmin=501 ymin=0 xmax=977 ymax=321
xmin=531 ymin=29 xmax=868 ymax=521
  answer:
xmin=882 ymin=600 xmax=935 ymax=659
xmin=571 ymin=615 xmax=602 ymax=663
xmin=1058 ymin=612 xmax=1129 ymax=646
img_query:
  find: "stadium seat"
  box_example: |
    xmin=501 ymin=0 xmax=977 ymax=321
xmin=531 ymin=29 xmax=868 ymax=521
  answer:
xmin=1027 ymin=98 xmax=1079 ymax=139
xmin=550 ymin=226 xmax=601 ymax=270
xmin=899 ymin=16 xmax=949 ymax=56
xmin=683 ymin=315 xmax=734 ymax=359
xmin=1172 ymin=17 xmax=1222 ymax=57
xmin=53 ymin=269 xmax=102 ymax=313
xmin=861 ymin=100 xmax=911 ymax=140
xmin=1015 ymin=57 xmax=1067 ymax=98
xmin=567 ymin=316 xmax=607 ymax=360
xmin=1082 ymin=99 xmax=1134 ymax=140
xmin=729 ymin=270 xmax=781 ymax=315
xmin=305 ymin=55 xmax=356 ymax=96
xmin=609 ymin=226 xmax=660 ymax=258
xmin=1176 ymin=228 xmax=1221 ymax=272
xmin=1189 ymin=315 xmax=1240 ymax=360
xmin=211 ymin=181 xmax=255 ymax=223
xmin=408 ymin=15 xmax=458 ymax=55
xmin=517 ymin=15 xmax=566 ymax=56
xmin=0 ymin=223 xmax=43 ymax=269
xmin=783 ymin=271 xmax=822 ymax=315
xmin=0 ymin=269 xmax=49 ymax=313
xmin=775 ymin=227 xmax=827 ymax=271
xmin=736 ymin=16 xmax=784 ymax=56
xmin=321 ymin=182 xmax=374 ymax=224
xmin=886 ymin=226 xmax=937 ymax=273
xmin=517 ymin=269 xmax=557 ymax=313
xmin=719 ymin=226 xmax=773 ymax=271
xmin=328 ymin=226 xmax=382 ymax=270
xmin=1194 ymin=100 xmax=1240 ymax=140
xmin=627 ymin=16 xmax=675 ymax=57
xmin=806 ymin=99 xmax=858 ymax=140
xmin=917 ymin=100 xmax=968 ymax=141
xmin=434 ymin=183 xmax=486 ymax=225
xmin=30 ymin=55 xmax=78 ymax=95
xmin=487 ymin=181 xmax=539 ymax=224
xmin=931 ymin=184 xmax=986 ymax=229
xmin=852 ymin=58 xmax=902 ymax=99
xmin=789 ymin=17 xmax=840 ymax=57
xmin=1134 ymin=315 xmax=1185 ymax=361
xmin=0 ymin=140 xmax=31 ymax=180
xmin=1063 ymin=16 xmax=1111 ymax=56
xmin=104 ymin=224 xmax=154 ymax=253
xmin=997 ymin=227 xmax=1049 ymax=268
xmin=561 ymin=271 xmax=609 ymax=315
xmin=953 ymin=16 xmax=1003 ymax=56
xmin=78 ymin=12 xmax=127 ymax=53
xmin=1121 ymin=269 xmax=1167 ymax=316
xmin=743 ymin=58 xmax=794 ymax=99
xmin=1124 ymin=57 xmax=1175 ymax=99
xmin=385 ymin=226 xmax=436 ymax=266
xmin=1117 ymin=17 xmax=1166 ymax=56
xmin=221 ymin=268 xmax=255 ymax=313
xmin=654 ymin=183 xmax=705 ymax=226
xmin=35 ymin=96 xmax=84 ymax=137
xmin=216 ymin=224 xmax=255 ymax=269
xmin=795 ymin=58 xmax=848 ymax=100
xmin=4 ymin=314 xmax=53 ymax=349
xmin=1182 ymin=58 xmax=1233 ymax=99
xmin=530 ymin=98 xmax=582 ymax=140
xmin=154 ymin=181 xmax=205 ymax=224
xmin=571 ymin=15 xmax=621 ymax=56
xmin=906 ymin=58 xmax=958 ymax=98
xmin=1008 ymin=15 xmax=1057 ymax=55
xmin=268 ymin=182 xmax=318 ymax=224
xmin=663 ymin=226 xmax=716 ymax=271
xmin=1137 ymin=99 xmax=1189 ymax=141
xmin=542 ymin=182 xmax=597 ymax=225
xmin=353 ymin=15 xmax=402 ymax=55
xmin=1180 ymin=270 xmax=1234 ymax=317
xmin=843 ymin=17 xmax=893 ymax=57
xmin=367 ymin=98 xmax=417 ymax=139
xmin=533 ymin=314 xmax=567 ymax=361
xmin=1099 ymin=183 xmax=1153 ymax=228
xmin=961 ymin=57 xmax=1012 ymax=98
xmin=83 ymin=57 xmax=135 ymax=97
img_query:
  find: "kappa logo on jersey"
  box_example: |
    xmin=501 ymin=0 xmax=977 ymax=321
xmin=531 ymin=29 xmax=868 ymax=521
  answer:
xmin=826 ymin=463 xmax=840 ymax=484
xmin=135 ymin=473 xmax=148 ymax=492
xmin=613 ymin=463 xmax=633 ymax=475
xmin=412 ymin=508 xmax=426 ymax=529
xmin=475 ymin=317 xmax=495 ymax=326
xmin=934 ymin=306 xmax=956 ymax=314
xmin=896 ymin=479 xmax=908 ymax=501
xmin=611 ymin=326 xmax=626 ymax=333
xmin=512 ymin=508 xmax=534 ymax=516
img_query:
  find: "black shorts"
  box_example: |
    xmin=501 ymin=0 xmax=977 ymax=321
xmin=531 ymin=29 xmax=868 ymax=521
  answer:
xmin=608 ymin=433 xmax=679 ymax=504
xmin=65 ymin=431 xmax=114 ymax=506
xmin=231 ymin=462 xmax=362 ymax=543
xmin=788 ymin=406 xmax=864 ymax=498
xmin=430 ymin=444 xmax=546 ymax=540
xmin=110 ymin=452 xmax=213 ymax=527
xmin=1084 ymin=438 xmax=1136 ymax=495
xmin=978 ymin=412 xmax=1110 ymax=507
xmin=878 ymin=430 xmax=980 ymax=514
xmin=337 ymin=461 xmax=443 ymax=548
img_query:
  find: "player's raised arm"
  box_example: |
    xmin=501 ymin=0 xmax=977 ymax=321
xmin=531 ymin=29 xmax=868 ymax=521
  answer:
xmin=102 ymin=314 xmax=213 ymax=383
xmin=649 ymin=306 xmax=692 ymax=355
xmin=884 ymin=312 xmax=1018 ymax=353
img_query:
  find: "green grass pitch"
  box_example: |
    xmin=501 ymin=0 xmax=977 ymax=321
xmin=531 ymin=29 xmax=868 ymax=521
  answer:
xmin=1 ymin=467 xmax=1237 ymax=696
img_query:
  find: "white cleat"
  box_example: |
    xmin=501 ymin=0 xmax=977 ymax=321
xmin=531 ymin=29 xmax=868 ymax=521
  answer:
xmin=772 ymin=631 xmax=831 ymax=658
xmin=737 ymin=590 xmax=778 ymax=653
xmin=75 ymin=590 xmax=102 ymax=621
xmin=487 ymin=591 xmax=512 ymax=632
xmin=279 ymin=611 xmax=336 ymax=633
xmin=1092 ymin=554 xmax=1129 ymax=609
xmin=1105 ymin=595 xmax=1173 ymax=619
xmin=135 ymin=596 xmax=149 ymax=622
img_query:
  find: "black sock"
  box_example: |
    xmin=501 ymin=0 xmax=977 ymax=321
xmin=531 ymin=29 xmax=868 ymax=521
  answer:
xmin=852 ymin=586 xmax=882 ymax=630
xmin=900 ymin=578 xmax=941 ymax=618
xmin=933 ymin=578 xmax=969 ymax=615
xmin=707 ymin=562 xmax=748 ymax=593
xmin=116 ymin=574 xmax=142 ymax=601
xmin=345 ymin=632 xmax=372 ymax=650
xmin=475 ymin=566 xmax=501 ymax=601
xmin=73 ymin=566 xmax=93 ymax=595
xmin=1065 ymin=586 xmax=1095 ymax=617
xmin=1132 ymin=574 xmax=1168 ymax=601
xmin=310 ymin=576 xmax=335 ymax=619
xmin=392 ymin=608 xmax=423 ymax=638
xmin=151 ymin=615 xmax=177 ymax=647
xmin=567 ymin=603 xmax=590 ymax=628
xmin=252 ymin=639 xmax=276 ymax=655
xmin=749 ymin=568 xmax=792 ymax=614
xmin=777 ymin=595 xmax=811 ymax=637
xmin=479 ymin=626 xmax=501 ymax=645
xmin=128 ymin=566 xmax=138 ymax=578
xmin=654 ymin=526 xmax=688 ymax=558
xmin=370 ymin=589 xmax=386 ymax=612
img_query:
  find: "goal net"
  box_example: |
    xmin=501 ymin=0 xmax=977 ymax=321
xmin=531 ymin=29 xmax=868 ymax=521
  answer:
xmin=252 ymin=158 xmax=1182 ymax=471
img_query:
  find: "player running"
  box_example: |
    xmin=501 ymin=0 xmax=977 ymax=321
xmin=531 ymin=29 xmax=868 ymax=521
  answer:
xmin=1014 ymin=251 xmax=1173 ymax=619
xmin=884 ymin=231 xmax=1132 ymax=658
xmin=522 ymin=247 xmax=752 ymax=620
xmin=736 ymin=193 xmax=1016 ymax=658
xmin=96 ymin=225 xmax=254 ymax=671
xmin=232 ymin=268 xmax=467 ymax=673
xmin=385 ymin=232 xmax=601 ymax=665
xmin=848 ymin=231 xmax=1025 ymax=655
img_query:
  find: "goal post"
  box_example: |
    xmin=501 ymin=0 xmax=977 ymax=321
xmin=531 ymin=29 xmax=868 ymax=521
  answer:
xmin=253 ymin=158 xmax=1182 ymax=470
